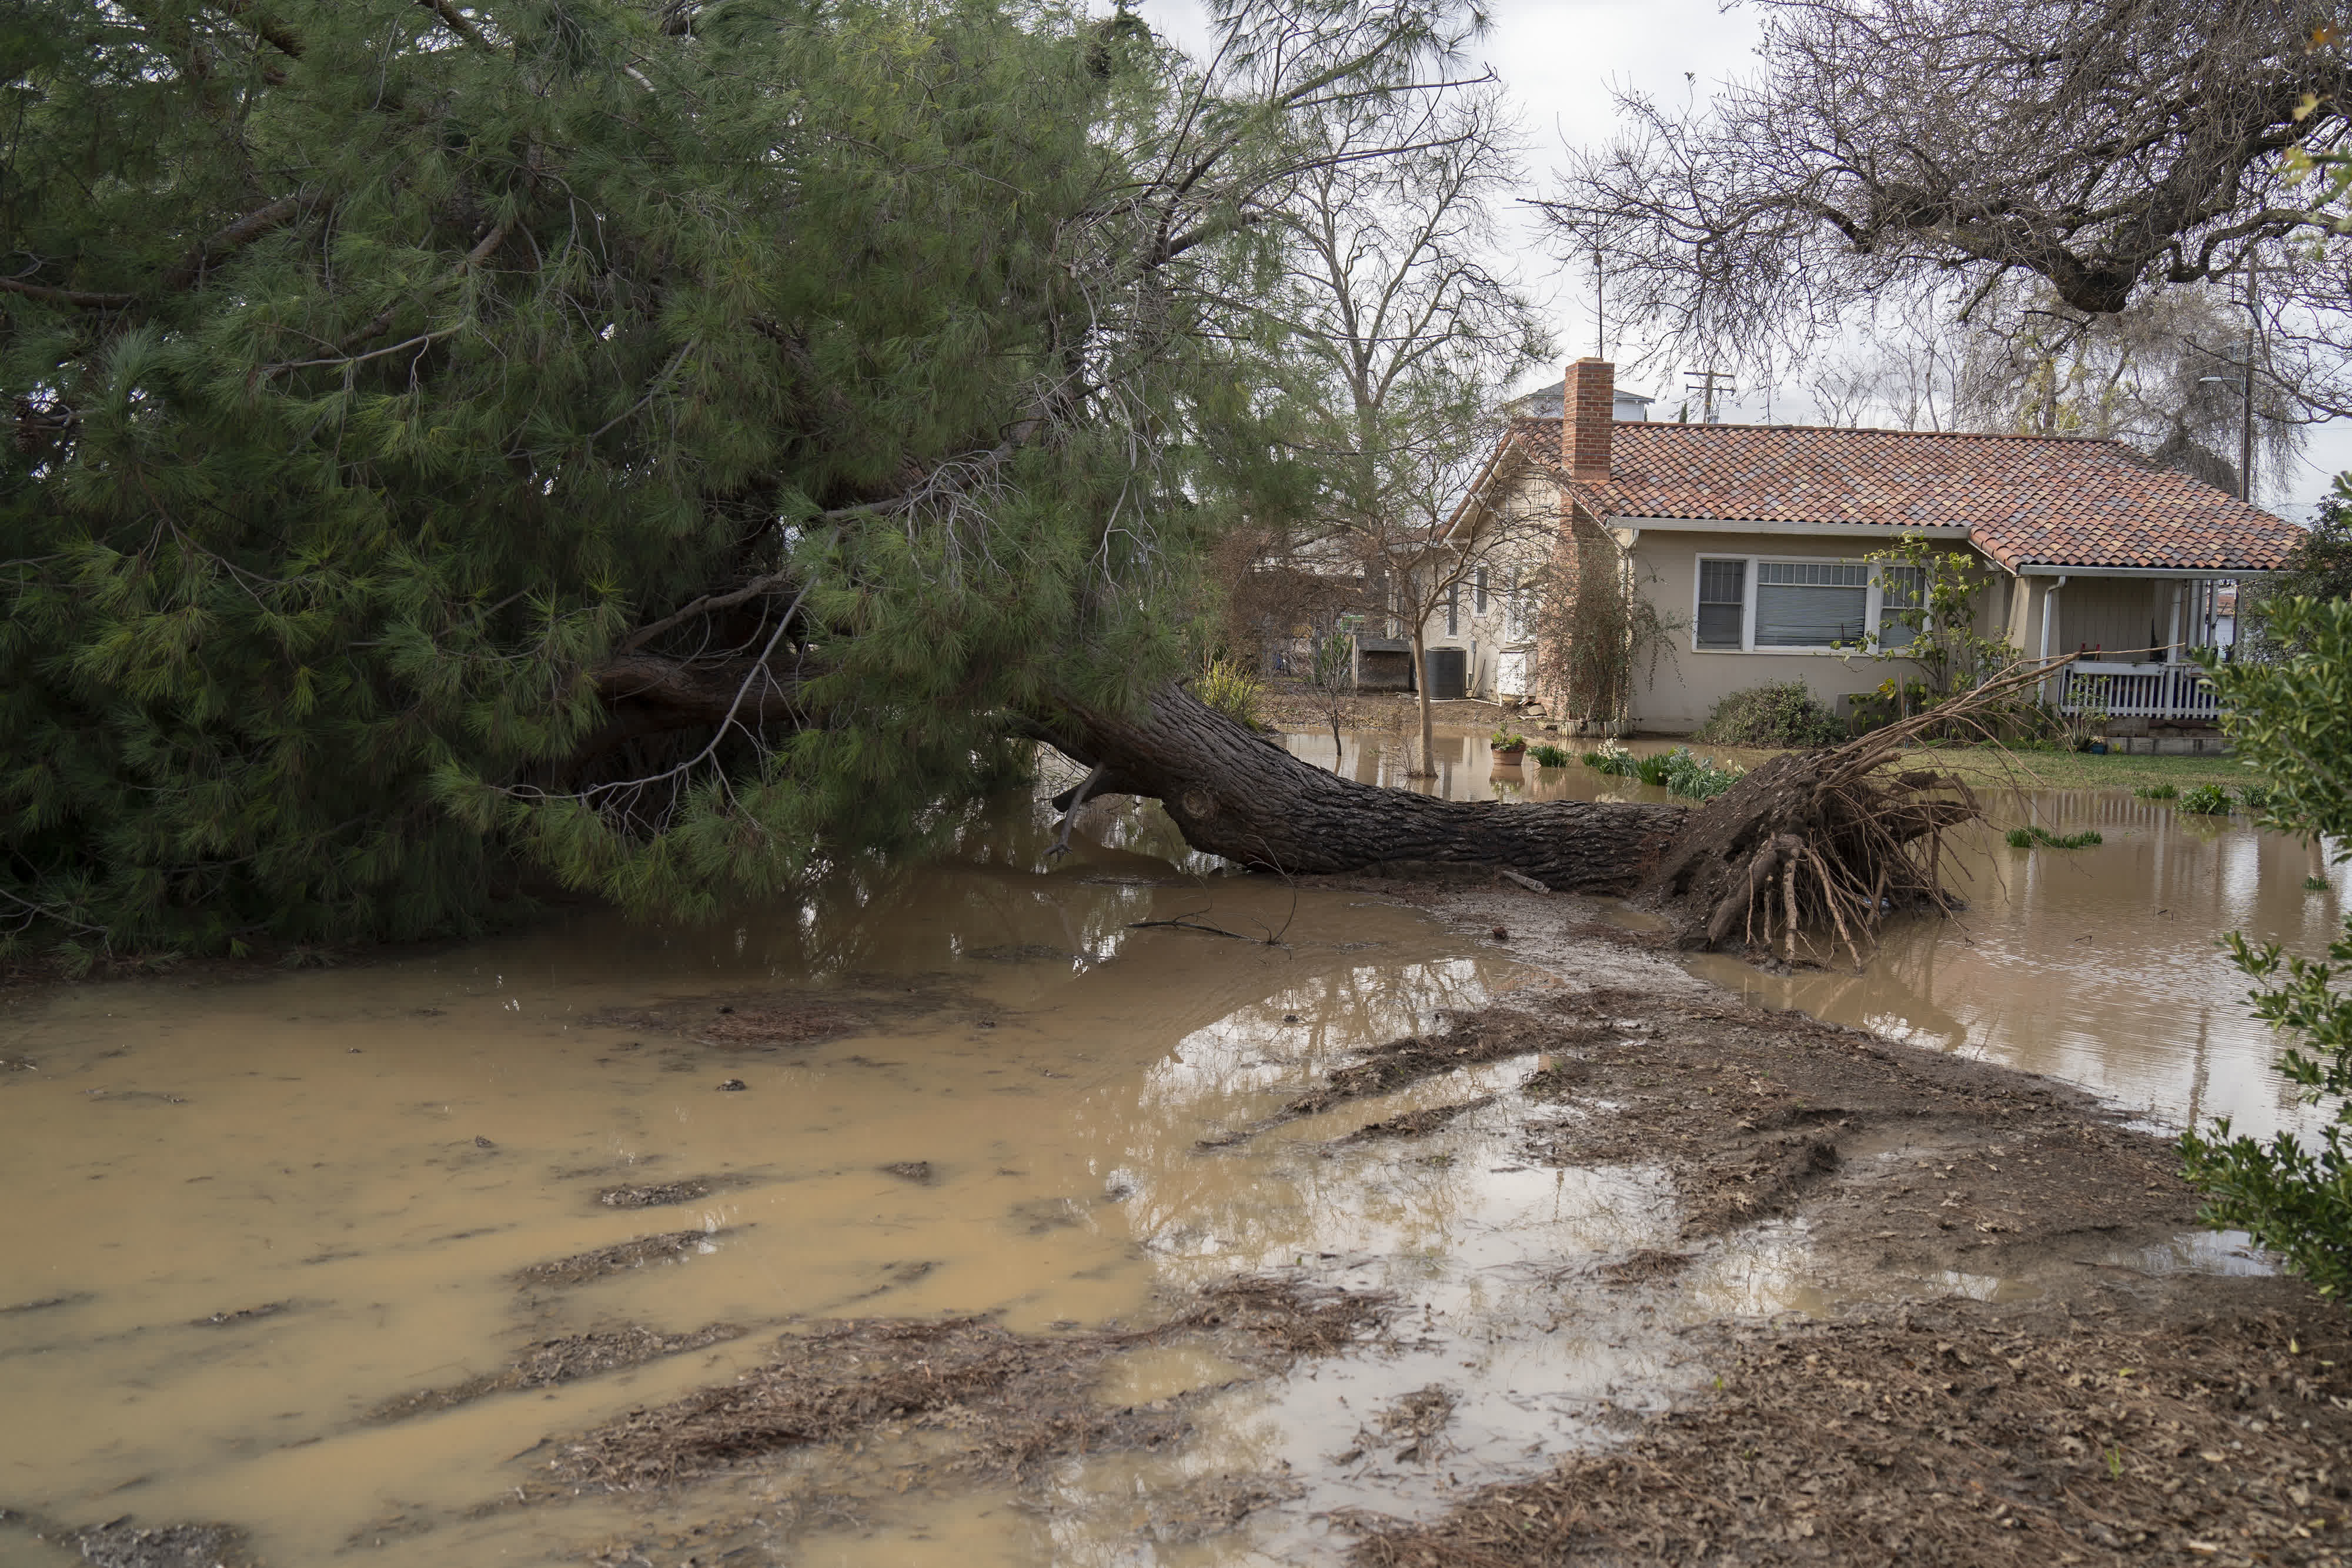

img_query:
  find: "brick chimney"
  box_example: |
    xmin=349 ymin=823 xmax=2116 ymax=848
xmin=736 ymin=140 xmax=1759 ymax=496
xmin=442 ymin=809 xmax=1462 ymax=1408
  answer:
xmin=1562 ymin=357 xmax=1613 ymax=483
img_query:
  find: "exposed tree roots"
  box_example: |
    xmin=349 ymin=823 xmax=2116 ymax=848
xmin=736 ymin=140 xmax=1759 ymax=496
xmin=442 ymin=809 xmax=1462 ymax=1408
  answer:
xmin=1050 ymin=664 xmax=2064 ymax=959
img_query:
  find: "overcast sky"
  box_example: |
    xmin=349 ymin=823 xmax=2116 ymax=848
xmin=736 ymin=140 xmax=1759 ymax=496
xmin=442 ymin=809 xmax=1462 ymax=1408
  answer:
xmin=1137 ymin=0 xmax=2350 ymax=513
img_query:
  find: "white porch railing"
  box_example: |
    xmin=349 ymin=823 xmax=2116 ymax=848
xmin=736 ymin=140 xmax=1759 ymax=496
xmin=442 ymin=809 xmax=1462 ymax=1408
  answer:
xmin=2057 ymin=660 xmax=2220 ymax=721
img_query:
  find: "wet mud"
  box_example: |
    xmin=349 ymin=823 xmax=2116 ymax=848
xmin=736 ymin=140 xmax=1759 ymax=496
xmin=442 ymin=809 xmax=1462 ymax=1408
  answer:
xmin=2 ymin=782 xmax=2345 ymax=1567
xmin=515 ymin=1229 xmax=737 ymax=1290
xmin=366 ymin=1323 xmax=746 ymax=1425
xmin=1352 ymin=1286 xmax=2352 ymax=1567
xmin=552 ymin=1276 xmax=1389 ymax=1496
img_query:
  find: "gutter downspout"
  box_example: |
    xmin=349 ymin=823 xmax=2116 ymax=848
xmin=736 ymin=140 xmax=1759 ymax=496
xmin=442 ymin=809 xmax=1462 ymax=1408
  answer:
xmin=2037 ymin=574 xmax=2068 ymax=707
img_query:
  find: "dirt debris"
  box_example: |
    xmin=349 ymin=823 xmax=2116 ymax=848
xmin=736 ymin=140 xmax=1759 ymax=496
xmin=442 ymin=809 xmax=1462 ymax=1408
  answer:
xmin=1348 ymin=1286 xmax=2352 ymax=1567
xmin=69 ymin=1517 xmax=250 ymax=1568
xmin=513 ymin=1229 xmax=729 ymax=1289
xmin=878 ymin=1160 xmax=936 ymax=1184
xmin=1596 ymin=1248 xmax=1696 ymax=1286
xmin=597 ymin=1178 xmax=714 ymax=1210
xmin=550 ymin=1275 xmax=1392 ymax=1495
xmin=585 ymin=978 xmax=971 ymax=1051
xmin=1279 ymin=1009 xmax=1601 ymax=1119
xmin=589 ymin=997 xmax=863 ymax=1048
xmin=1194 ymin=1275 xmax=1397 ymax=1360
xmin=1339 ymin=1097 xmax=1495 ymax=1142
xmin=1340 ymin=1384 xmax=1458 ymax=1467
xmin=188 ymin=1302 xmax=287 ymax=1328
xmin=552 ymin=1317 xmax=1178 ymax=1492
xmin=1127 ymin=1470 xmax=1308 ymax=1543
xmin=366 ymin=1323 xmax=743 ymax=1425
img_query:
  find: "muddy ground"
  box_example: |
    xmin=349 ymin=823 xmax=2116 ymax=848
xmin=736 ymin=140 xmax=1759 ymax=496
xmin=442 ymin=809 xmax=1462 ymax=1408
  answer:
xmin=523 ymin=877 xmax=2352 ymax=1566
xmin=11 ymin=872 xmax=2348 ymax=1567
xmin=1314 ymin=882 xmax=2352 ymax=1567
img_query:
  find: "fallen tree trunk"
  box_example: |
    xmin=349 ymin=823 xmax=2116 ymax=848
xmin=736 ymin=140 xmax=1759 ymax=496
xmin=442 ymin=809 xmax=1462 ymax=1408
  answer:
xmin=1043 ymin=682 xmax=1688 ymax=894
xmin=1044 ymin=671 xmax=2036 ymax=956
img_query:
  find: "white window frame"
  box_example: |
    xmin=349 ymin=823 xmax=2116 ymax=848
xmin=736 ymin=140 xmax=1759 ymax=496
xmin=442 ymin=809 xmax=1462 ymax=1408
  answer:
xmin=1690 ymin=553 xmax=1922 ymax=654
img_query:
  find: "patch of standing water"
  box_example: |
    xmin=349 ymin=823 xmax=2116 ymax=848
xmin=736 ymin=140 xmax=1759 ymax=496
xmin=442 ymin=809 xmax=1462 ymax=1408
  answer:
xmin=0 ymin=793 xmax=1830 ymax=1568
xmin=1307 ymin=724 xmax=2346 ymax=1143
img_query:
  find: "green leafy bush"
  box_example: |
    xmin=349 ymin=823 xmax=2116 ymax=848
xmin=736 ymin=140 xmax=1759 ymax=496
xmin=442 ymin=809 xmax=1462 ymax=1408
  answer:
xmin=1584 ymin=745 xmax=1745 ymax=800
xmin=1491 ymin=726 xmax=1526 ymax=750
xmin=2134 ymin=784 xmax=2180 ymax=800
xmin=2005 ymin=825 xmax=2103 ymax=850
xmin=2238 ymin=784 xmax=2277 ymax=812
xmin=1847 ymin=677 xmax=1939 ymax=734
xmin=1693 ymin=681 xmax=1847 ymax=747
xmin=2180 ymin=596 xmax=2352 ymax=1296
xmin=1528 ymin=743 xmax=1573 ymax=768
xmin=1197 ymin=661 xmax=1266 ymax=731
xmin=2179 ymin=784 xmax=2234 ymax=815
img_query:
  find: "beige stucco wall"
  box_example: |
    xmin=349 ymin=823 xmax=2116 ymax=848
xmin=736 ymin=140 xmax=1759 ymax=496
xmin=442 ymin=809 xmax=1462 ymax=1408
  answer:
xmin=1619 ymin=529 xmax=2010 ymax=735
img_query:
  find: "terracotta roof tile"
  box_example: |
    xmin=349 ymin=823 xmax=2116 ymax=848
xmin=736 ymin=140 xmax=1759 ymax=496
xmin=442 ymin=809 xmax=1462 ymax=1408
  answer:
xmin=1505 ymin=419 xmax=2304 ymax=573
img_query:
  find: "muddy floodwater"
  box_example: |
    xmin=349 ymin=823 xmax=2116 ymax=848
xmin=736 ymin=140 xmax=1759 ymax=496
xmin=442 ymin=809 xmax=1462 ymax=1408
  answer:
xmin=1304 ymin=723 xmax=2347 ymax=1141
xmin=0 ymin=797 xmax=1812 ymax=1567
xmin=0 ymin=743 xmax=2337 ymax=1566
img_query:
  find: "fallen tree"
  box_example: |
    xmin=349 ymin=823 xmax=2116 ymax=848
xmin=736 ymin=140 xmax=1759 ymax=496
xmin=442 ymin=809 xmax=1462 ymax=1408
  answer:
xmin=1043 ymin=663 xmax=2056 ymax=957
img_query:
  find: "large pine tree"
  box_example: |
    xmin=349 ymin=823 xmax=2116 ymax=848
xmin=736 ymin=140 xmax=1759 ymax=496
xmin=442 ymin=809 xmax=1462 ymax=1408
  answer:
xmin=2 ymin=0 xmax=1474 ymax=955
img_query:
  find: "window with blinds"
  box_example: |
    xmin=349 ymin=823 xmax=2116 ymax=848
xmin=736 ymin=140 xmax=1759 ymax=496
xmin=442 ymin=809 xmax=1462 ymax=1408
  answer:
xmin=1877 ymin=564 xmax=1926 ymax=649
xmin=1696 ymin=560 xmax=1746 ymax=648
xmin=1755 ymin=561 xmax=1867 ymax=647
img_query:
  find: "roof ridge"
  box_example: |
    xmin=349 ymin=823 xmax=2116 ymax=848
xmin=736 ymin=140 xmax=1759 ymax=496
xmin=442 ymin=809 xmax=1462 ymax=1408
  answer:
xmin=1511 ymin=415 xmax=2126 ymax=446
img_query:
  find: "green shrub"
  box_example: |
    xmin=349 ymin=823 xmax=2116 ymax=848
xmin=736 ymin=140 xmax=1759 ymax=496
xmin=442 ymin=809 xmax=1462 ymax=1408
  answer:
xmin=1197 ymin=660 xmax=1265 ymax=730
xmin=2238 ymin=784 xmax=2276 ymax=812
xmin=2180 ymin=595 xmax=2352 ymax=1297
xmin=2179 ymin=784 xmax=2233 ymax=815
xmin=1582 ymin=744 xmax=1745 ymax=800
xmin=1528 ymin=743 xmax=1573 ymax=768
xmin=1847 ymin=677 xmax=1939 ymax=734
xmin=1693 ymin=681 xmax=1847 ymax=747
xmin=2134 ymin=783 xmax=2180 ymax=800
xmin=2005 ymin=825 xmax=2104 ymax=850
xmin=1491 ymin=726 xmax=1526 ymax=750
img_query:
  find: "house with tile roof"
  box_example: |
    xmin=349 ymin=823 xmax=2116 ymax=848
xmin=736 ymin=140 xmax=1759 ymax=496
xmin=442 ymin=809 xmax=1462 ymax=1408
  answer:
xmin=1428 ymin=358 xmax=2307 ymax=735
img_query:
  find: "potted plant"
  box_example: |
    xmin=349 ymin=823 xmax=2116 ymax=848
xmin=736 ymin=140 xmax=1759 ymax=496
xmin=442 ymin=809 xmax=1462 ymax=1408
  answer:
xmin=1489 ymin=726 xmax=1528 ymax=764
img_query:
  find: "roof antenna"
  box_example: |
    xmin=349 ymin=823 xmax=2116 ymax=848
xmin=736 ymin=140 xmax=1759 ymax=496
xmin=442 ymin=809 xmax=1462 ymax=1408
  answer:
xmin=1593 ymin=248 xmax=1606 ymax=360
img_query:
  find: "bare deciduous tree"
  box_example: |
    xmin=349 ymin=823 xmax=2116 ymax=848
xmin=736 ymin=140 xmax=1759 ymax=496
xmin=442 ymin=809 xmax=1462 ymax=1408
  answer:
xmin=1543 ymin=0 xmax=2352 ymax=412
xmin=1252 ymin=75 xmax=1553 ymax=773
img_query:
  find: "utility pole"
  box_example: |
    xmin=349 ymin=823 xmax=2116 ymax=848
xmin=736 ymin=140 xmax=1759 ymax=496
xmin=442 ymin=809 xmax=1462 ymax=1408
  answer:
xmin=2197 ymin=265 xmax=2261 ymax=504
xmin=1685 ymin=367 xmax=1734 ymax=424
xmin=2239 ymin=267 xmax=2258 ymax=504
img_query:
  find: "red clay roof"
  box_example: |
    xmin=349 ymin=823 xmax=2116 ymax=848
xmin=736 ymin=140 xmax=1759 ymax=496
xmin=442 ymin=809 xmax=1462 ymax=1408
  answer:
xmin=1506 ymin=419 xmax=2304 ymax=573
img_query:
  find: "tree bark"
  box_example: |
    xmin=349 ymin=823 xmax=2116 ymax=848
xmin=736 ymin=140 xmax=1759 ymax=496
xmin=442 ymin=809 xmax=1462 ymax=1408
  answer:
xmin=1409 ymin=623 xmax=1437 ymax=777
xmin=1044 ymin=681 xmax=1686 ymax=894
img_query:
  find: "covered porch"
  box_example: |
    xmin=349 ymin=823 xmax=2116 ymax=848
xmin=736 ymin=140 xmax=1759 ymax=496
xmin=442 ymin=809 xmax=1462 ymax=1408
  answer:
xmin=2023 ymin=570 xmax=2240 ymax=727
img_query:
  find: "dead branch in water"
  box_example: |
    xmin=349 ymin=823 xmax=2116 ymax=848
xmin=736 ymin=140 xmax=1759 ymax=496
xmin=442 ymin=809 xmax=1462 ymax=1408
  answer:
xmin=1642 ymin=657 xmax=2074 ymax=962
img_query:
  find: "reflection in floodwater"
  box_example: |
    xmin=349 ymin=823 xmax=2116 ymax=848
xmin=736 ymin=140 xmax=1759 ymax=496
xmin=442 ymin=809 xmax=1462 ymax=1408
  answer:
xmin=1689 ymin=793 xmax=2346 ymax=1144
xmin=0 ymin=791 xmax=1823 ymax=1568
xmin=0 ymin=757 xmax=2326 ymax=1566
xmin=1323 ymin=724 xmax=2347 ymax=1141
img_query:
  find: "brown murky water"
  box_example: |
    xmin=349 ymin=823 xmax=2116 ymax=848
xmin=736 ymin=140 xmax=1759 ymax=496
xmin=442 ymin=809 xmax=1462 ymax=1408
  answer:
xmin=0 ymin=796 xmax=1823 ymax=1567
xmin=1 ymin=748 xmax=2328 ymax=1566
xmin=1315 ymin=723 xmax=2348 ymax=1141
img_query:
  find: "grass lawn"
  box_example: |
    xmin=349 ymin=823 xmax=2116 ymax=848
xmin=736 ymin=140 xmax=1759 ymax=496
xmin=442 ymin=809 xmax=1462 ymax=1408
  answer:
xmin=1892 ymin=743 xmax=2256 ymax=793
